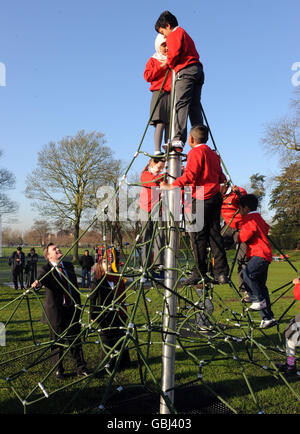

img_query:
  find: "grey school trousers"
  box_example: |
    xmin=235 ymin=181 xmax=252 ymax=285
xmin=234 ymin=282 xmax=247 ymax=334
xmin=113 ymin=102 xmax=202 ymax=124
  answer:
xmin=173 ymin=63 xmax=205 ymax=144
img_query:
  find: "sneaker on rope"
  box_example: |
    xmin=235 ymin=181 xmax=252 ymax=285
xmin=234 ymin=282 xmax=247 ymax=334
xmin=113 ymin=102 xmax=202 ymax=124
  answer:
xmin=259 ymin=318 xmax=277 ymax=329
xmin=249 ymin=299 xmax=267 ymax=311
xmin=172 ymin=140 xmax=184 ymax=152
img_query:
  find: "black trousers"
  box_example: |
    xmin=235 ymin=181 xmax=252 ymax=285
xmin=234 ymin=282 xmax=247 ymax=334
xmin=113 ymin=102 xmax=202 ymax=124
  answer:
xmin=12 ymin=266 xmax=24 ymax=289
xmin=100 ymin=329 xmax=131 ymax=371
xmin=221 ymin=225 xmax=248 ymax=291
xmin=189 ymin=192 xmax=229 ymax=278
xmin=49 ymin=308 xmax=86 ymax=373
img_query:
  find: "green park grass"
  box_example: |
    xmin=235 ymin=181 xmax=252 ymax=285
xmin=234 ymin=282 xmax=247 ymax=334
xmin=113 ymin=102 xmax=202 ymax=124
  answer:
xmin=0 ymin=250 xmax=300 ymax=414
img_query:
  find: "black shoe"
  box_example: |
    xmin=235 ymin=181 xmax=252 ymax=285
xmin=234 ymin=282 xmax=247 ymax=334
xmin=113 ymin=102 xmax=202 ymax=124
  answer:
xmin=276 ymin=362 xmax=297 ymax=375
xmin=55 ymin=371 xmax=65 ymax=380
xmin=184 ymin=275 xmax=202 ymax=285
xmin=215 ymin=274 xmax=229 ymax=284
xmin=149 ymin=271 xmax=164 ymax=280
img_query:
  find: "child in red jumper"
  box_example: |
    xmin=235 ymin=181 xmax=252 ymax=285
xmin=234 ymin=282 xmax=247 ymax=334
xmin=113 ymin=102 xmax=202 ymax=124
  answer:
xmin=155 ymin=10 xmax=204 ymax=151
xmin=160 ymin=125 xmax=229 ymax=285
xmin=144 ymin=34 xmax=172 ymax=155
xmin=276 ymin=278 xmax=300 ymax=375
xmin=221 ymin=185 xmax=249 ymax=299
xmin=139 ymin=158 xmax=166 ymax=274
xmin=238 ymin=194 xmax=276 ymax=328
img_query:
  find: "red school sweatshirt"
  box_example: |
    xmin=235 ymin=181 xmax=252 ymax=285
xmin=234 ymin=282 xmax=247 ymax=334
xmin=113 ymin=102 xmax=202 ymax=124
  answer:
xmin=237 ymin=212 xmax=273 ymax=262
xmin=293 ymin=283 xmax=300 ymax=308
xmin=139 ymin=171 xmax=165 ymax=213
xmin=144 ymin=57 xmax=172 ymax=92
xmin=166 ymin=26 xmax=202 ymax=74
xmin=221 ymin=187 xmax=247 ymax=230
xmin=172 ymin=144 xmax=226 ymax=200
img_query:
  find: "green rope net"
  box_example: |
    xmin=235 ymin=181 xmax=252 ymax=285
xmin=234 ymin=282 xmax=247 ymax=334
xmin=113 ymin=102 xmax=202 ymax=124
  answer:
xmin=0 ymin=75 xmax=299 ymax=414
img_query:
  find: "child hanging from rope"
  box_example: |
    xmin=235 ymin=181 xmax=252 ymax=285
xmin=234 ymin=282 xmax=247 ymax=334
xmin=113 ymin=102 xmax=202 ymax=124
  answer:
xmin=139 ymin=157 xmax=166 ymax=279
xmin=237 ymin=194 xmax=276 ymax=329
xmin=160 ymin=124 xmax=229 ymax=285
xmin=276 ymin=278 xmax=300 ymax=375
xmin=144 ymin=34 xmax=172 ymax=155
xmin=155 ymin=10 xmax=204 ymax=151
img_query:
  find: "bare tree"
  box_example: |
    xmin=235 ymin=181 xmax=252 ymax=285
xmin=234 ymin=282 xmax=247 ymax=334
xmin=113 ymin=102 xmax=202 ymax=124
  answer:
xmin=0 ymin=150 xmax=18 ymax=216
xmin=31 ymin=219 xmax=51 ymax=246
xmin=261 ymin=90 xmax=300 ymax=164
xmin=25 ymin=130 xmax=123 ymax=261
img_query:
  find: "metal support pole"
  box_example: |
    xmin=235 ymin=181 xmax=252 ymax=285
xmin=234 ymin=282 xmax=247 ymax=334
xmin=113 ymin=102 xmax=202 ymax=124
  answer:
xmin=160 ymin=70 xmax=181 ymax=414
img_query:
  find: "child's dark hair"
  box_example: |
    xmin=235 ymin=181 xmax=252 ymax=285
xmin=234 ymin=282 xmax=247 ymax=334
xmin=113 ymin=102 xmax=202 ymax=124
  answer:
xmin=155 ymin=11 xmax=178 ymax=32
xmin=190 ymin=125 xmax=209 ymax=144
xmin=239 ymin=194 xmax=258 ymax=211
xmin=142 ymin=157 xmax=166 ymax=172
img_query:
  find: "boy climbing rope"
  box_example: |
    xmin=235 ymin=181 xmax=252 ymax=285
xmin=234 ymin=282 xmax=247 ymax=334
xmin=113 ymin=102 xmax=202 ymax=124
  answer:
xmin=160 ymin=124 xmax=229 ymax=285
xmin=155 ymin=10 xmax=204 ymax=151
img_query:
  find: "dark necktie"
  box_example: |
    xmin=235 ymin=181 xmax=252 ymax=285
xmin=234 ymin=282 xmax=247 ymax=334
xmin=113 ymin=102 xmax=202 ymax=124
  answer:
xmin=58 ymin=264 xmax=72 ymax=307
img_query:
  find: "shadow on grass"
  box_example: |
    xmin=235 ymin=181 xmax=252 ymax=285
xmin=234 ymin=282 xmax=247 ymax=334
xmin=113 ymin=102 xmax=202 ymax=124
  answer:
xmin=2 ymin=368 xmax=300 ymax=414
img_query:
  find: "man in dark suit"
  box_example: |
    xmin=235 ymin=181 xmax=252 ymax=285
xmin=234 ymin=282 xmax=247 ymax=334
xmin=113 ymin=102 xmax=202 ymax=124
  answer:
xmin=9 ymin=246 xmax=25 ymax=290
xmin=32 ymin=243 xmax=88 ymax=380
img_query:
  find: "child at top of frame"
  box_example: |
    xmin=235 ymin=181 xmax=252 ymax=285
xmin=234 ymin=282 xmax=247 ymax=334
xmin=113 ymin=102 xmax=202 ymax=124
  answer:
xmin=160 ymin=125 xmax=229 ymax=286
xmin=144 ymin=34 xmax=172 ymax=155
xmin=139 ymin=158 xmax=166 ymax=277
xmin=276 ymin=278 xmax=300 ymax=375
xmin=237 ymin=194 xmax=276 ymax=329
xmin=155 ymin=10 xmax=204 ymax=152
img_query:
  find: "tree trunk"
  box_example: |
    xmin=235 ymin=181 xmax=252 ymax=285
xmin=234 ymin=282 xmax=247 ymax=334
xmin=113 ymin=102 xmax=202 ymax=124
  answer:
xmin=73 ymin=219 xmax=80 ymax=262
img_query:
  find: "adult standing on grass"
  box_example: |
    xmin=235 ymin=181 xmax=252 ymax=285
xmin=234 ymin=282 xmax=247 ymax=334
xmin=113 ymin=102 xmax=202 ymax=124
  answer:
xmin=25 ymin=247 xmax=38 ymax=288
xmin=79 ymin=249 xmax=94 ymax=288
xmin=8 ymin=246 xmax=25 ymax=290
xmin=32 ymin=243 xmax=88 ymax=380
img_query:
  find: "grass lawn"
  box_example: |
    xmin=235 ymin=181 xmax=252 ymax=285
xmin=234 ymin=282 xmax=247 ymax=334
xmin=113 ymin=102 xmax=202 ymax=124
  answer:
xmin=0 ymin=250 xmax=300 ymax=414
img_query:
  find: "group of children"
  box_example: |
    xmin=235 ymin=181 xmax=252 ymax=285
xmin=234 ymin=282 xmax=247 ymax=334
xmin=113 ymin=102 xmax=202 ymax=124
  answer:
xmin=140 ymin=10 xmax=300 ymax=373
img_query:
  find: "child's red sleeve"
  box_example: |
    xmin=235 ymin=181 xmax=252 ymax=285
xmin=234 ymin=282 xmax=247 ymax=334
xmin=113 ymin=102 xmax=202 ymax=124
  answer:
xmin=293 ymin=283 xmax=300 ymax=301
xmin=172 ymin=153 xmax=198 ymax=188
xmin=237 ymin=220 xmax=256 ymax=244
xmin=144 ymin=58 xmax=161 ymax=83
